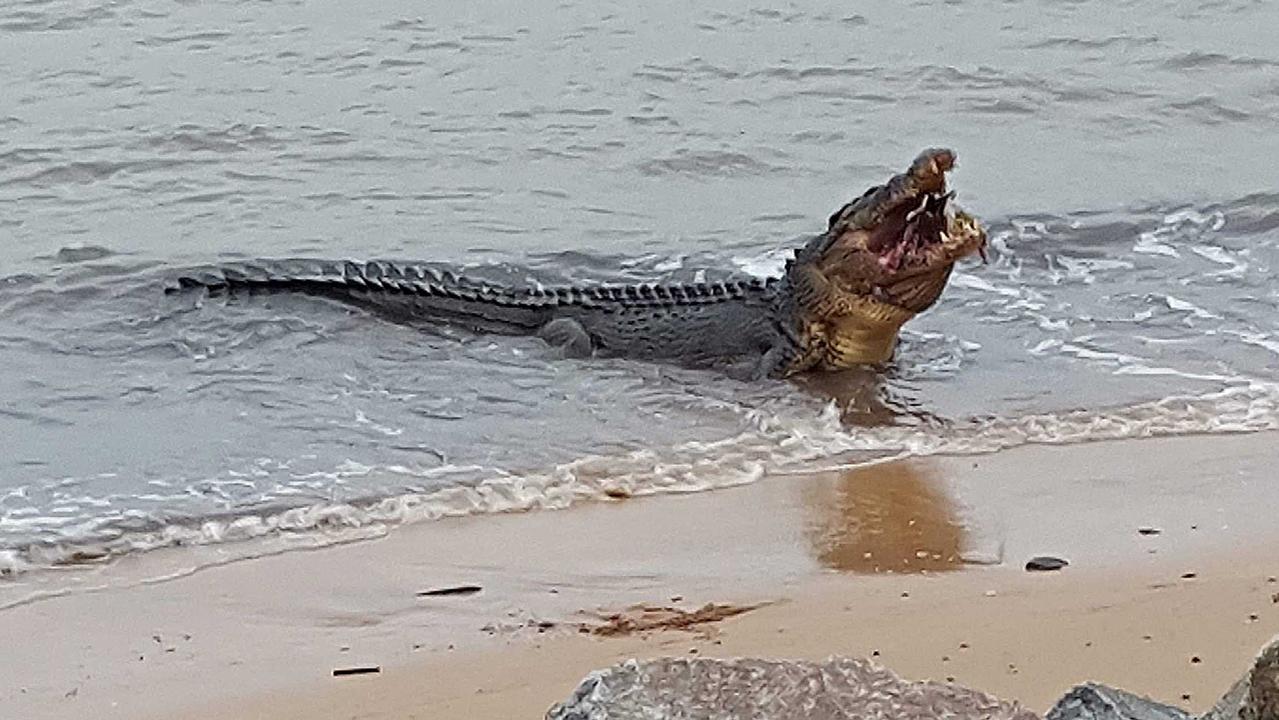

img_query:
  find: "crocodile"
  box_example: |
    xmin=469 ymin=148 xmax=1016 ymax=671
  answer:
xmin=171 ymin=148 xmax=986 ymax=379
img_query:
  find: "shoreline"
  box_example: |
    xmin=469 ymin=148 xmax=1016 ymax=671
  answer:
xmin=2 ymin=431 xmax=1277 ymax=719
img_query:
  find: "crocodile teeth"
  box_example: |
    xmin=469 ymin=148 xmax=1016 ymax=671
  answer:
xmin=905 ymin=195 xmax=930 ymax=222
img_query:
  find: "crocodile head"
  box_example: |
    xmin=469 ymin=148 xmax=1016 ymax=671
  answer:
xmin=783 ymin=148 xmax=986 ymax=373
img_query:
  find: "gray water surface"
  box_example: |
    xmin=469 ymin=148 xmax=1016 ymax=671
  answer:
xmin=1 ymin=0 xmax=1278 ymax=577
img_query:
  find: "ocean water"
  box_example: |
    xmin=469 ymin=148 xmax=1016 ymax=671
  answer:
xmin=1 ymin=0 xmax=1278 ymax=583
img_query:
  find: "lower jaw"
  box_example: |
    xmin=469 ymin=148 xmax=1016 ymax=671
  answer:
xmin=873 ymin=262 xmax=956 ymax=314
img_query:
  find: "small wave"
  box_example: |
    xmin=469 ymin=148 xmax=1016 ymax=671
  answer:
xmin=1025 ymin=35 xmax=1160 ymax=50
xmin=1161 ymin=97 xmax=1252 ymax=125
xmin=137 ymin=31 xmax=232 ymax=48
xmin=0 ymin=160 xmax=129 ymax=187
xmin=1214 ymin=192 xmax=1279 ymax=235
xmin=37 ymin=245 xmax=117 ymax=264
xmin=1158 ymin=51 xmax=1279 ymax=71
xmin=0 ymin=4 xmax=115 ymax=33
xmin=958 ymin=99 xmax=1039 ymax=116
xmin=637 ymin=151 xmax=780 ymax=178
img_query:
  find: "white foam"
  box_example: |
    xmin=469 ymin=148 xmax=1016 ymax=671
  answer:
xmin=731 ymin=248 xmax=793 ymax=278
xmin=4 ymin=379 xmax=1276 ymax=580
xmin=1134 ymin=231 xmax=1180 ymax=258
xmin=1162 ymin=294 xmax=1222 ymax=320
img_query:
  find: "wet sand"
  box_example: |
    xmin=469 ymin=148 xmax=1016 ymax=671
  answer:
xmin=2 ymin=431 xmax=1278 ymax=720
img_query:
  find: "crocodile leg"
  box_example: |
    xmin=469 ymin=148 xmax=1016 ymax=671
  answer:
xmin=536 ymin=317 xmax=594 ymax=359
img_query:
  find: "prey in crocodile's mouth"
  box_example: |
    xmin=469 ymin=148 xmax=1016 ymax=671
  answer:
xmin=871 ymin=190 xmax=985 ymax=273
xmin=817 ymin=148 xmax=988 ymax=314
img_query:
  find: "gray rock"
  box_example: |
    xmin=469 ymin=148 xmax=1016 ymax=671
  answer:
xmin=1045 ymin=684 xmax=1190 ymax=720
xmin=1202 ymin=633 xmax=1278 ymax=720
xmin=547 ymin=636 xmax=1279 ymax=720
xmin=546 ymin=656 xmax=1038 ymax=720
xmin=1026 ymin=556 xmax=1070 ymax=572
xmin=1044 ymin=635 xmax=1279 ymax=720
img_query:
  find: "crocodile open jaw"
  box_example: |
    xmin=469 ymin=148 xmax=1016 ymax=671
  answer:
xmin=819 ymin=148 xmax=988 ymax=314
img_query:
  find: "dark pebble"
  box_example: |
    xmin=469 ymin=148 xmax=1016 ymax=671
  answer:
xmin=1025 ymin=556 xmax=1069 ymax=572
xmin=1138 ymin=527 xmax=1162 ymax=536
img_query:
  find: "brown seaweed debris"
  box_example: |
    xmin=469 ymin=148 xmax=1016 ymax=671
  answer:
xmin=582 ymin=602 xmax=767 ymax=638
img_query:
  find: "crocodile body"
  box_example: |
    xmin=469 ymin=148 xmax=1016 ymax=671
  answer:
xmin=171 ymin=149 xmax=987 ymax=379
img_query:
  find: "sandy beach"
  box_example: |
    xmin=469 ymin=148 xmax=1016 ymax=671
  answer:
xmin=3 ymin=431 xmax=1278 ymax=720
xmin=4 ymin=2 xmax=1279 ymax=718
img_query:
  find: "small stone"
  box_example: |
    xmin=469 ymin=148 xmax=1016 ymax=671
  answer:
xmin=1025 ymin=556 xmax=1069 ymax=572
xmin=1190 ymin=656 xmax=1202 ymax=664
xmin=959 ymin=643 xmax=970 ymax=650
xmin=1181 ymin=572 xmax=1197 ymax=580
xmin=900 ymin=592 xmax=910 ymax=599
xmin=1249 ymin=614 xmax=1260 ymax=623
xmin=984 ymin=590 xmax=997 ymax=597
xmin=1181 ymin=693 xmax=1191 ymax=701
xmin=1138 ymin=527 xmax=1162 ymax=536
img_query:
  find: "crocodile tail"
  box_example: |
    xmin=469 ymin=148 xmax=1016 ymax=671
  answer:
xmin=167 ymin=259 xmax=568 ymax=333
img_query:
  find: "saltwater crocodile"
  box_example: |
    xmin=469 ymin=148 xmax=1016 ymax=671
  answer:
xmin=172 ymin=148 xmax=986 ymax=379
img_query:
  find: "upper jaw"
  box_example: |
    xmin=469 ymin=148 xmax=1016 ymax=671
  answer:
xmin=822 ymin=148 xmax=987 ymax=304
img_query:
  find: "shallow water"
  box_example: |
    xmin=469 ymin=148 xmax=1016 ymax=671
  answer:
xmin=1 ymin=0 xmax=1277 ymax=577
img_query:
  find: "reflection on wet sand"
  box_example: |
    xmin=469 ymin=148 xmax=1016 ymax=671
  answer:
xmin=793 ymin=367 xmax=942 ymax=428
xmin=802 ymin=461 xmax=968 ymax=574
